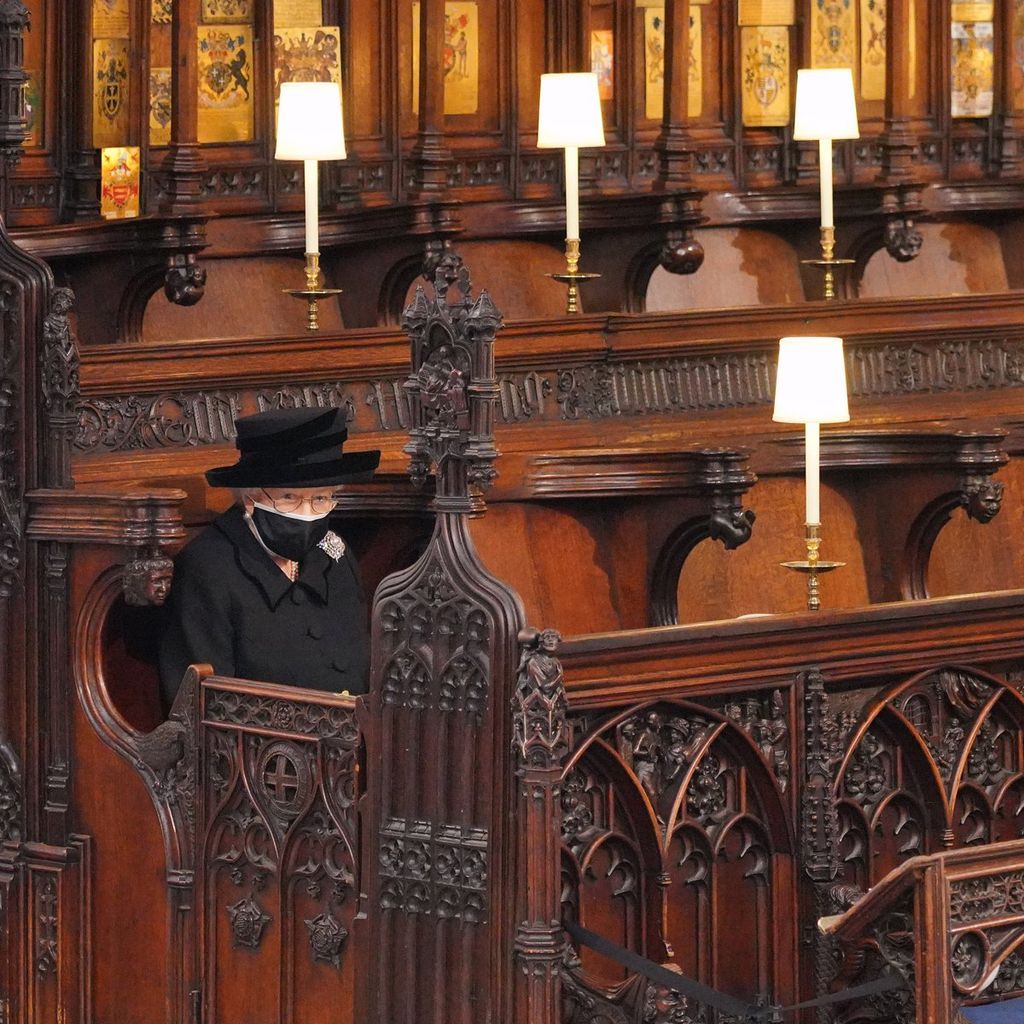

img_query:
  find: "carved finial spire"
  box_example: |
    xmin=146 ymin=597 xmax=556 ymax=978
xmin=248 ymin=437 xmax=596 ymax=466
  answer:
xmin=401 ymin=247 xmax=502 ymax=507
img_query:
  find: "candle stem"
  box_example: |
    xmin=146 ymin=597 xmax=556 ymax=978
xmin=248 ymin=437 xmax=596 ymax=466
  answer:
xmin=818 ymin=138 xmax=833 ymax=230
xmin=564 ymin=146 xmax=580 ymax=241
xmin=304 ymin=158 xmax=319 ymax=256
xmin=805 ymin=421 xmax=820 ymax=525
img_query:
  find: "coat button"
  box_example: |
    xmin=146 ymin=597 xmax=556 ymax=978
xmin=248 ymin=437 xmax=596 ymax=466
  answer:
xmin=307 ymin=624 xmax=323 ymax=639
xmin=291 ymin=587 xmax=306 ymax=605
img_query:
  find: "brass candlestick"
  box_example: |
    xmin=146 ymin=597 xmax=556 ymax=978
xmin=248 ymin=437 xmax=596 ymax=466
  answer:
xmin=781 ymin=523 xmax=845 ymax=612
xmin=802 ymin=225 xmax=855 ymax=302
xmin=284 ymin=252 xmax=343 ymax=332
xmin=548 ymin=238 xmax=600 ymax=315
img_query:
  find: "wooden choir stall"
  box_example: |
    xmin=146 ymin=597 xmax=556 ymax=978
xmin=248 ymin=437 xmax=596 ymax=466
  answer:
xmin=0 ymin=236 xmax=1022 ymax=1023
xmin=4 ymin=0 xmax=1024 ymax=1022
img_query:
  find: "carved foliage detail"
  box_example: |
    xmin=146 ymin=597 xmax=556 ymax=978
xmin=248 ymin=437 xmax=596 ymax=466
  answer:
xmin=227 ymin=895 xmax=271 ymax=950
xmin=950 ymin=870 xmax=1024 ymax=925
xmin=0 ymin=746 xmax=20 ymax=842
xmin=0 ymin=280 xmax=21 ymax=597
xmin=304 ymin=911 xmax=348 ymax=967
xmin=35 ymin=876 xmax=57 ymax=974
xmin=205 ymin=689 xmax=359 ymax=742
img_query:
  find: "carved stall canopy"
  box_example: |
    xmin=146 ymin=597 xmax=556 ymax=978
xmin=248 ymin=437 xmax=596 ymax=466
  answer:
xmin=61 ymin=289 xmax=1024 ymax=631
xmin=13 ymin=0 xmax=1024 ymax=334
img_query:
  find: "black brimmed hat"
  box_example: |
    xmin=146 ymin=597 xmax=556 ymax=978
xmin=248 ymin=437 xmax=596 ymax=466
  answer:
xmin=205 ymin=407 xmax=380 ymax=488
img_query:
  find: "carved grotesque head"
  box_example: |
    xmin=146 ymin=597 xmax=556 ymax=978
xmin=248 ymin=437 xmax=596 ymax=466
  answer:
xmin=50 ymin=287 xmax=74 ymax=316
xmin=964 ymin=480 xmax=1003 ymax=524
xmin=123 ymin=556 xmax=174 ymax=607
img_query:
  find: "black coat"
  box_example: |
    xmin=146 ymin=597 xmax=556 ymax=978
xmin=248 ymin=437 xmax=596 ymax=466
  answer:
xmin=158 ymin=505 xmax=370 ymax=707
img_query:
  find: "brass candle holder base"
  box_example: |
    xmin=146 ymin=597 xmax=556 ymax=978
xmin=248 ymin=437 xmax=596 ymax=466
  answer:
xmin=781 ymin=523 xmax=845 ymax=612
xmin=801 ymin=225 xmax=854 ymax=301
xmin=284 ymin=253 xmax=342 ymax=331
xmin=547 ymin=238 xmax=600 ymax=315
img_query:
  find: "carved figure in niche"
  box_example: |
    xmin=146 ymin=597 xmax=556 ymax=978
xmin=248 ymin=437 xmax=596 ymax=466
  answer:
xmin=514 ymin=628 xmax=567 ymax=764
xmin=618 ymin=711 xmax=706 ymax=811
xmin=41 ymin=287 xmax=78 ymax=410
xmin=159 ymin=408 xmax=380 ymax=710
xmin=686 ymin=754 xmax=726 ymax=821
xmin=967 ymin=719 xmax=1006 ymax=786
xmin=844 ymin=732 xmax=887 ymax=801
xmin=620 ymin=711 xmax=665 ymax=801
xmin=932 ymin=716 xmax=968 ymax=782
xmin=518 ymin=627 xmax=562 ymax=696
xmin=415 ymin=343 xmax=468 ymax=430
xmin=123 ymin=555 xmax=173 ymax=607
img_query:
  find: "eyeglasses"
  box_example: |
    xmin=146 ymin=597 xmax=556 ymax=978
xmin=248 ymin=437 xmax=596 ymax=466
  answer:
xmin=261 ymin=489 xmax=337 ymax=515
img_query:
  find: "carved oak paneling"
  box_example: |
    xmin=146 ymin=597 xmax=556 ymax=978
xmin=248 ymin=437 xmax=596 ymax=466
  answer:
xmin=561 ymin=694 xmax=796 ymax=1014
xmin=199 ymin=683 xmax=361 ymax=1022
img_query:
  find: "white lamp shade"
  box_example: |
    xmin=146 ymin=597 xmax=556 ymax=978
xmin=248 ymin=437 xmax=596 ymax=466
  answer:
xmin=537 ymin=73 xmax=606 ymax=149
xmin=793 ymin=68 xmax=859 ymax=141
xmin=275 ymin=82 xmax=347 ymax=161
xmin=773 ymin=337 xmax=850 ymax=424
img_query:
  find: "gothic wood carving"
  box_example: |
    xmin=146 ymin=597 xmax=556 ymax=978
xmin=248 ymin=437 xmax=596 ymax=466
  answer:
xmin=365 ymin=249 xmax=525 ymax=1024
xmin=560 ymin=694 xmax=796 ymax=1013
xmin=512 ymin=627 xmax=568 ymax=1024
xmin=199 ymin=679 xmax=361 ymax=1019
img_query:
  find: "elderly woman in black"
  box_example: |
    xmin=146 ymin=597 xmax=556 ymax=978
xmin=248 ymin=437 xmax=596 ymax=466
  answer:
xmin=158 ymin=406 xmax=380 ymax=708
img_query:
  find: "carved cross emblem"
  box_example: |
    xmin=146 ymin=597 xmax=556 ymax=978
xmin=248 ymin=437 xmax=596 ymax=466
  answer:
xmin=263 ymin=753 xmax=299 ymax=807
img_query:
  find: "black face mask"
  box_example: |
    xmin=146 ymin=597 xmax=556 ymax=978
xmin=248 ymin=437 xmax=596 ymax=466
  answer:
xmin=250 ymin=504 xmax=332 ymax=562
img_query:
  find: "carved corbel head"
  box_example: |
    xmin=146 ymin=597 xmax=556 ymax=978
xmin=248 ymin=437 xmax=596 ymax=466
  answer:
xmin=884 ymin=216 xmax=923 ymax=263
xmin=659 ymin=227 xmax=705 ymax=276
xmin=123 ymin=554 xmax=174 ymax=606
xmin=164 ymin=253 xmax=207 ymax=307
xmin=708 ymin=505 xmax=756 ymax=551
xmin=961 ymin=475 xmax=1003 ymax=524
